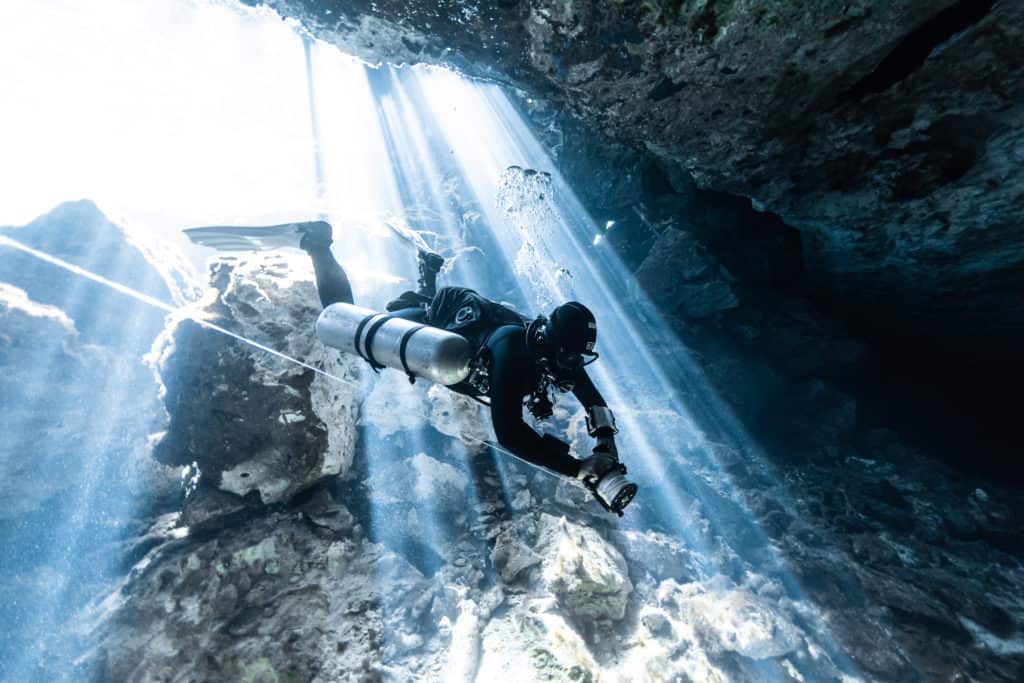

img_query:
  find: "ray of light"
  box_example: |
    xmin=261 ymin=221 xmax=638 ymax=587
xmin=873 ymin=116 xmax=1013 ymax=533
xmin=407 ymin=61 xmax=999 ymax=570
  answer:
xmin=407 ymin=64 xmax=861 ymax=678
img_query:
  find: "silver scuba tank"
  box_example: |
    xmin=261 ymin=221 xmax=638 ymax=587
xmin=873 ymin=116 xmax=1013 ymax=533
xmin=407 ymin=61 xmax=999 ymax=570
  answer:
xmin=316 ymin=303 xmax=473 ymax=386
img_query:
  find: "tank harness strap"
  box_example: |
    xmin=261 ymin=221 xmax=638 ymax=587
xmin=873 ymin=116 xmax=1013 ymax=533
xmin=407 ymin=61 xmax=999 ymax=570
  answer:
xmin=352 ymin=314 xmax=375 ymax=367
xmin=362 ymin=315 xmax=394 ymax=371
xmin=398 ymin=324 xmax=426 ymax=384
xmin=354 ymin=313 xmax=390 ymax=372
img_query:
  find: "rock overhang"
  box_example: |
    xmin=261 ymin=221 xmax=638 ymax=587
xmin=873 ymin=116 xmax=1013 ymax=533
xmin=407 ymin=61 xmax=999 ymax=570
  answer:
xmin=249 ymin=0 xmax=1024 ymax=353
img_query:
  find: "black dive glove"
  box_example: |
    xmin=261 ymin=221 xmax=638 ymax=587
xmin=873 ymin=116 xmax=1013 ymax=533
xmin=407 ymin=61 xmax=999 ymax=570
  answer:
xmin=385 ymin=290 xmax=432 ymax=312
xmin=593 ymin=435 xmax=618 ymax=461
xmin=579 ymin=406 xmax=621 ymax=483
xmin=587 ymin=406 xmax=619 ymax=461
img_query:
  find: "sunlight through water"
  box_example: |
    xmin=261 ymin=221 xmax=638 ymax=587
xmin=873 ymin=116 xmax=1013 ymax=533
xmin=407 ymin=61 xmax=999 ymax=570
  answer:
xmin=0 ymin=0 xmax=861 ymax=680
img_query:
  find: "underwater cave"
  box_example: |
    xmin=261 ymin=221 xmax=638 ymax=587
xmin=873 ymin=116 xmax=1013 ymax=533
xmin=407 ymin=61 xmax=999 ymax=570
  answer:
xmin=0 ymin=1 xmax=1022 ymax=681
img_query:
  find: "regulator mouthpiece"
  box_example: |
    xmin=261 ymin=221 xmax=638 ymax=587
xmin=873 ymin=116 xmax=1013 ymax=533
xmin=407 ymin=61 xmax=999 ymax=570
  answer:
xmin=592 ymin=464 xmax=638 ymax=516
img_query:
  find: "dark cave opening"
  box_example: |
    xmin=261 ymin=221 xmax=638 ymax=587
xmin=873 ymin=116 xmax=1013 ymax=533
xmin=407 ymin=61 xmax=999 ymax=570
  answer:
xmin=628 ymin=160 xmax=1022 ymax=482
xmin=827 ymin=306 xmax=1024 ymax=481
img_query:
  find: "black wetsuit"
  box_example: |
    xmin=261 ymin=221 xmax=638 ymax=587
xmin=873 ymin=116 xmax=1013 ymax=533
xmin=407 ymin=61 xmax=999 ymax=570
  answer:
xmin=479 ymin=323 xmax=606 ymax=477
xmin=308 ymin=246 xmax=605 ymax=478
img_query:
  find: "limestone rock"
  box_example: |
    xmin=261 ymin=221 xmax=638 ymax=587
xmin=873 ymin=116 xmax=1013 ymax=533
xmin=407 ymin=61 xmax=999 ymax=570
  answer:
xmin=476 ymin=606 xmax=599 ymax=683
xmin=0 ymin=202 xmax=187 ymax=676
xmin=0 ymin=285 xmax=102 ymax=519
xmin=80 ymin=500 xmax=403 ymax=682
xmin=0 ymin=199 xmax=183 ymax=346
xmin=535 ymin=513 xmax=633 ymax=621
xmin=490 ymin=527 xmax=542 ymax=584
xmin=151 ymin=254 xmax=362 ymax=504
xmin=441 ymin=597 xmax=483 ymax=681
xmin=657 ymin=578 xmax=803 ymax=660
xmin=607 ymin=528 xmax=701 ymax=584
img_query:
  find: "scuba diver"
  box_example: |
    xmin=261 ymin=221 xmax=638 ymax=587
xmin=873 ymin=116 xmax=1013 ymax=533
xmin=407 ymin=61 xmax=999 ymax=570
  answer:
xmin=184 ymin=220 xmax=637 ymax=515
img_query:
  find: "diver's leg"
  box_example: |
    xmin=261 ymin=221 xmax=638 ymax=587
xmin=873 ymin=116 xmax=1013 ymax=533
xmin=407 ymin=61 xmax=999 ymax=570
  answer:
xmin=300 ymin=223 xmax=354 ymax=307
xmin=308 ymin=247 xmax=353 ymax=307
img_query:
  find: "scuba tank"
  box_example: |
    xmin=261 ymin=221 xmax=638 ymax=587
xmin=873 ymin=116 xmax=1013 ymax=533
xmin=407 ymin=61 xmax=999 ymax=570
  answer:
xmin=316 ymin=303 xmax=473 ymax=386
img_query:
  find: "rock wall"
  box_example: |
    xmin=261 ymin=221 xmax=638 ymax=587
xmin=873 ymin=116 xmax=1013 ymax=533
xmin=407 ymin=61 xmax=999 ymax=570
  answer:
xmin=0 ymin=202 xmax=184 ymax=678
xmin=0 ymin=283 xmax=110 ymax=519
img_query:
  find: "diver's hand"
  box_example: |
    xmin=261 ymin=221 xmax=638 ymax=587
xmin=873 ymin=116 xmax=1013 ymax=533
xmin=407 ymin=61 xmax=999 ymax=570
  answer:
xmin=593 ymin=435 xmax=618 ymax=461
xmin=385 ymin=290 xmax=431 ymax=311
xmin=578 ymin=450 xmax=616 ymax=484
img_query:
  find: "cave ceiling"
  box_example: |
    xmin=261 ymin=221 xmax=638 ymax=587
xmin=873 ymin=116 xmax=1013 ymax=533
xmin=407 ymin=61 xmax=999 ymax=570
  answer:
xmin=252 ymin=0 xmax=1024 ymax=348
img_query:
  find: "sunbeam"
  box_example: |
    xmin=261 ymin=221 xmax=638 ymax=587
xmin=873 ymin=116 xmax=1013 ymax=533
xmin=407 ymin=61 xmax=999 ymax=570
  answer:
xmin=391 ymin=64 xmax=861 ymax=678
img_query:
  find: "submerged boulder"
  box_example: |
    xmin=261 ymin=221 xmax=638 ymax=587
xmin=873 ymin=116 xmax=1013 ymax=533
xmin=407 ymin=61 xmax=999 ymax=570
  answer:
xmin=151 ymin=253 xmax=362 ymax=505
xmin=80 ymin=494 xmax=400 ymax=682
xmin=656 ymin=578 xmax=803 ymax=661
xmin=535 ymin=513 xmax=633 ymax=621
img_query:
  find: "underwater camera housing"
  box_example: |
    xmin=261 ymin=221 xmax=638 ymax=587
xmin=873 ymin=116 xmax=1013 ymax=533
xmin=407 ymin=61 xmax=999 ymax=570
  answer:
xmin=588 ymin=463 xmax=638 ymax=516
